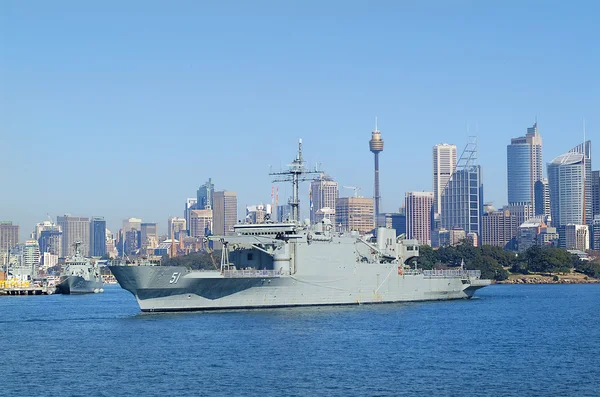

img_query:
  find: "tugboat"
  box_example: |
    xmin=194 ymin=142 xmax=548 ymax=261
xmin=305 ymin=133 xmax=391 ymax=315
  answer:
xmin=56 ymin=241 xmax=104 ymax=294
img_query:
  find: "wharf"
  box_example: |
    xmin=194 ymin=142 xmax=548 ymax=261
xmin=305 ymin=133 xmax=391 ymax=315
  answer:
xmin=0 ymin=286 xmax=57 ymax=296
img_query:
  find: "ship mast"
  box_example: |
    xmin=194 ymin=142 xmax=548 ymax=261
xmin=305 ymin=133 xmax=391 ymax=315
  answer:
xmin=270 ymin=139 xmax=322 ymax=223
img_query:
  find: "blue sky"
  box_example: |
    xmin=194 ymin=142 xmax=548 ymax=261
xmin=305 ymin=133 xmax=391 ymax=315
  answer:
xmin=1 ymin=1 xmax=599 ymax=241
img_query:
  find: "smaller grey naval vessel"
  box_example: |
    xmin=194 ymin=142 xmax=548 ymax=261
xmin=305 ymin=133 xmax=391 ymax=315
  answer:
xmin=110 ymin=140 xmax=491 ymax=312
xmin=56 ymin=242 xmax=104 ymax=294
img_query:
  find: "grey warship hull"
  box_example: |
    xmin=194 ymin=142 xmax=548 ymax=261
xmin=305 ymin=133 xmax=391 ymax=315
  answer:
xmin=56 ymin=276 xmax=104 ymax=295
xmin=109 ymin=265 xmax=490 ymax=312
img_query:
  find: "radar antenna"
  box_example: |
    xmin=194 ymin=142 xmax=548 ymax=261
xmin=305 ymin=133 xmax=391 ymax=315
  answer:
xmin=270 ymin=139 xmax=322 ymax=223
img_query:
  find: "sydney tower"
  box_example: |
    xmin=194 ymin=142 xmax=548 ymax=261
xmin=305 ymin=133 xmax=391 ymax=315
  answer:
xmin=369 ymin=119 xmax=384 ymax=227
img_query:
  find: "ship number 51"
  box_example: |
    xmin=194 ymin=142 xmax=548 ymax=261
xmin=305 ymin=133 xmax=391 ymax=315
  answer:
xmin=169 ymin=272 xmax=181 ymax=284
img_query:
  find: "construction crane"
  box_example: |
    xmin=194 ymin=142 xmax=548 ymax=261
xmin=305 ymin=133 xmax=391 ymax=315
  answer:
xmin=342 ymin=186 xmax=361 ymax=198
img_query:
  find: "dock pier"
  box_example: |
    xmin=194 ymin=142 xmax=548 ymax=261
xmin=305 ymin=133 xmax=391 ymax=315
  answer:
xmin=0 ymin=286 xmax=57 ymax=295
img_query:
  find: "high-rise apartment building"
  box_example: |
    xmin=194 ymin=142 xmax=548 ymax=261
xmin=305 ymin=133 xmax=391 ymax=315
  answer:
xmin=213 ymin=191 xmax=237 ymax=236
xmin=507 ymin=123 xmax=543 ymax=206
xmin=190 ymin=209 xmax=213 ymax=238
xmin=548 ymin=152 xmax=585 ymax=227
xmin=335 ymin=197 xmax=374 ymax=234
xmin=481 ymin=210 xmax=517 ymax=248
xmin=0 ymin=221 xmax=19 ymax=251
xmin=57 ymin=215 xmax=90 ymax=257
xmin=310 ymin=174 xmax=339 ymax=224
xmin=197 ymin=178 xmax=215 ymax=210
xmin=89 ymin=217 xmax=107 ymax=257
xmin=433 ymin=143 xmax=457 ymax=216
xmin=534 ymin=178 xmax=550 ymax=217
xmin=405 ymin=192 xmax=434 ymax=245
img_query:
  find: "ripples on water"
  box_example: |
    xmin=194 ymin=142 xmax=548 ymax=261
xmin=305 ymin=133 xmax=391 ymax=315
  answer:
xmin=1 ymin=284 xmax=598 ymax=396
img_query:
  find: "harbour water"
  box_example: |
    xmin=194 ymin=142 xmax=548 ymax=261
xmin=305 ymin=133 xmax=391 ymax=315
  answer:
xmin=1 ymin=284 xmax=598 ymax=396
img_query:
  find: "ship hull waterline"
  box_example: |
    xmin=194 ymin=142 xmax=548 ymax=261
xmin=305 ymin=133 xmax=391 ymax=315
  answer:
xmin=109 ymin=265 xmax=491 ymax=313
xmin=56 ymin=276 xmax=104 ymax=295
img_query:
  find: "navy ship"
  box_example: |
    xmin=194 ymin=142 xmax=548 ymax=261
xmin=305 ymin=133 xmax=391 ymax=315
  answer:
xmin=56 ymin=242 xmax=104 ymax=294
xmin=110 ymin=140 xmax=490 ymax=312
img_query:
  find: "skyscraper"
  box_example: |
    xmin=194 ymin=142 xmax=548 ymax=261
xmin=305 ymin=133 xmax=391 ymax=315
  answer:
xmin=405 ymin=192 xmax=434 ymax=245
xmin=197 ymin=178 xmax=215 ymax=210
xmin=507 ymin=123 xmax=543 ymax=206
xmin=309 ymin=174 xmax=339 ymax=224
xmin=369 ymin=120 xmax=384 ymax=227
xmin=441 ymin=138 xmax=483 ymax=238
xmin=433 ymin=143 xmax=457 ymax=216
xmin=534 ymin=178 xmax=550 ymax=217
xmin=335 ymin=197 xmax=374 ymax=234
xmin=23 ymin=240 xmax=40 ymax=276
xmin=213 ymin=191 xmax=237 ymax=236
xmin=569 ymin=140 xmax=592 ymax=225
xmin=0 ymin=221 xmax=19 ymax=251
xmin=548 ymin=152 xmax=585 ymax=227
xmin=592 ymin=170 xmax=600 ymax=218
xmin=89 ymin=217 xmax=107 ymax=257
xmin=57 ymin=215 xmax=90 ymax=257
xmin=184 ymin=198 xmax=197 ymax=233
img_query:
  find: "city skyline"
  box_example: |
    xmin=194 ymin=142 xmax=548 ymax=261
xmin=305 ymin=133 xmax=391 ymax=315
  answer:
xmin=2 ymin=2 xmax=599 ymax=241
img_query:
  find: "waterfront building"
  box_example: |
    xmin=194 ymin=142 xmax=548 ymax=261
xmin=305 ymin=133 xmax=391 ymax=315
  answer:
xmin=90 ymin=217 xmax=107 ymax=257
xmin=481 ymin=210 xmax=518 ymax=249
xmin=433 ymin=143 xmax=457 ymax=216
xmin=184 ymin=198 xmax=197 ymax=233
xmin=548 ymin=152 xmax=585 ymax=227
xmin=310 ymin=174 xmax=339 ymax=224
xmin=335 ymin=197 xmax=374 ymax=235
xmin=568 ymin=141 xmax=592 ymax=225
xmin=405 ymin=192 xmax=434 ymax=245
xmin=534 ymin=179 xmax=551 ymax=217
xmin=0 ymin=221 xmax=19 ymax=251
xmin=563 ymin=224 xmax=589 ymax=251
xmin=213 ymin=191 xmax=237 ymax=236
xmin=197 ymin=178 xmax=215 ymax=210
xmin=507 ymin=123 xmax=543 ymax=207
xmin=57 ymin=215 xmax=90 ymax=257
xmin=42 ymin=252 xmax=59 ymax=269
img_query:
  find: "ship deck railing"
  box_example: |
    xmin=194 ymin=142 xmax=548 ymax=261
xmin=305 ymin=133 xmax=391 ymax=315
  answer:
xmin=221 ymin=269 xmax=285 ymax=278
xmin=422 ymin=269 xmax=481 ymax=279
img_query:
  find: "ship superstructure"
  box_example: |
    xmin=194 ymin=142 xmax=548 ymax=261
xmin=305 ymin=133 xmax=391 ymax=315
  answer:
xmin=56 ymin=242 xmax=104 ymax=294
xmin=110 ymin=140 xmax=490 ymax=312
